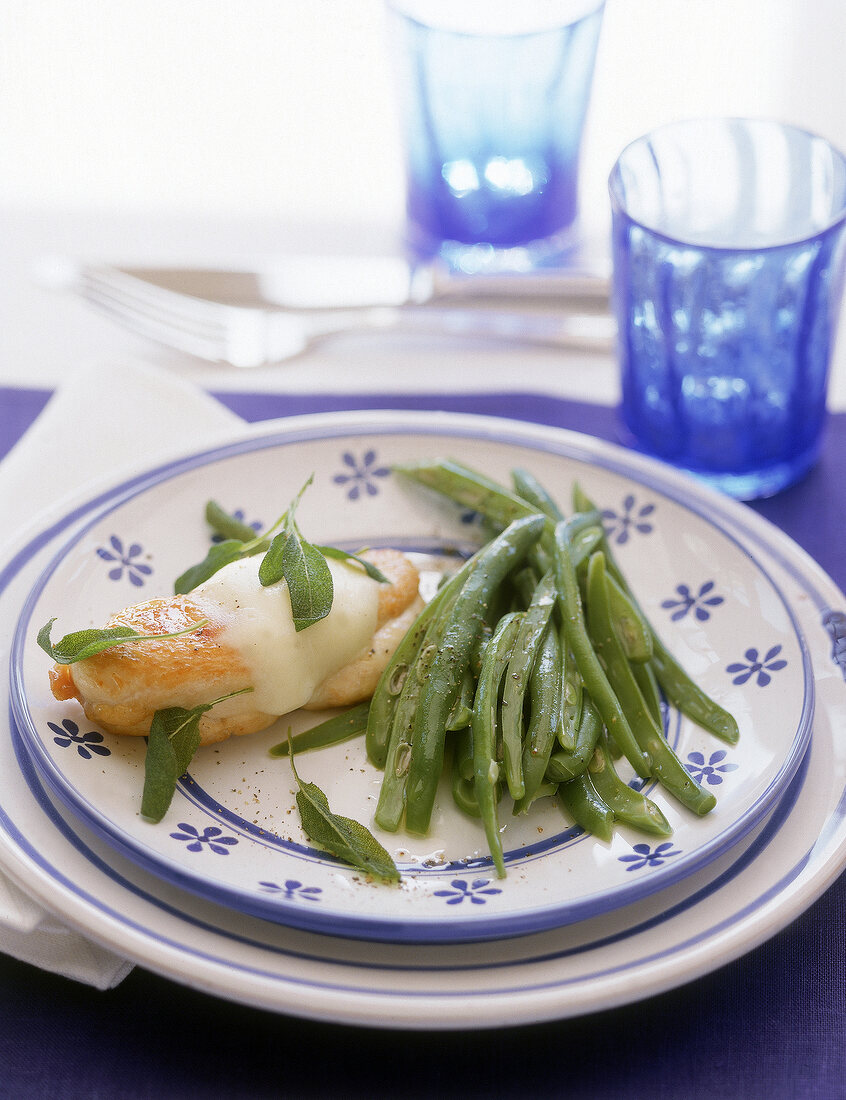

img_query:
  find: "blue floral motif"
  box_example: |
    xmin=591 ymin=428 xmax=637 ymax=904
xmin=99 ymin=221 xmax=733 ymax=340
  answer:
xmin=259 ymin=879 xmax=322 ymax=902
xmin=661 ymin=581 xmax=724 ymax=623
xmin=685 ymin=749 xmax=739 ymax=786
xmin=48 ymin=718 xmax=111 ymax=760
xmin=96 ymin=536 xmax=153 ymax=587
xmin=210 ymin=508 xmax=262 ymax=543
xmin=333 ymin=450 xmax=391 ymax=500
xmin=822 ymin=610 xmax=846 ymax=681
xmin=602 ymin=495 xmax=655 ymax=545
xmin=433 ymin=878 xmax=502 ymax=905
xmin=726 ymin=645 xmax=787 ymax=687
xmin=618 ymin=841 xmax=682 ymax=871
xmin=170 ymin=823 xmax=238 ymax=855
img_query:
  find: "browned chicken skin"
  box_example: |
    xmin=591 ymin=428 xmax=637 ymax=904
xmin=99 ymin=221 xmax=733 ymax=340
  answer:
xmin=50 ymin=549 xmax=422 ymax=746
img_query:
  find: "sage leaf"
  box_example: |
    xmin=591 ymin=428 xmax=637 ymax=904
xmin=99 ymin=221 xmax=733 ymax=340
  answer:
xmin=259 ymin=530 xmax=334 ymax=631
xmin=141 ymin=688 xmax=252 ymax=823
xmin=178 ymin=477 xmax=344 ymax=623
xmin=178 ymin=483 xmax=309 ymax=594
xmin=317 ymin=545 xmax=389 ymax=584
xmin=140 ymin=708 xmax=198 ymax=823
xmin=176 ymin=504 xmax=282 ymax=594
xmin=38 ymin=618 xmax=208 ymax=665
xmin=205 ymin=500 xmax=268 ymax=545
xmin=256 ymin=529 xmax=287 ymax=587
xmin=174 ymin=539 xmax=254 ymax=594
xmin=288 ymin=744 xmax=399 ymax=883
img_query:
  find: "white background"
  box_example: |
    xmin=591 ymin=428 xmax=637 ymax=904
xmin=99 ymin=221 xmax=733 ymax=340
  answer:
xmin=1 ymin=0 xmax=845 ymax=400
xmin=4 ymin=0 xmax=844 ymax=234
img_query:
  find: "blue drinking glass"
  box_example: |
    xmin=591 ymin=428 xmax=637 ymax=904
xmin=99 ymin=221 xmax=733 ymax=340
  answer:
xmin=388 ymin=1 xmax=605 ymax=273
xmin=610 ymin=118 xmax=846 ymax=500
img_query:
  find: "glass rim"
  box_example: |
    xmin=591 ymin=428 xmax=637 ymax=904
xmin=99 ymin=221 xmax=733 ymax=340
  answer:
xmin=386 ymin=0 xmax=605 ymax=38
xmin=608 ymin=116 xmax=846 ymax=253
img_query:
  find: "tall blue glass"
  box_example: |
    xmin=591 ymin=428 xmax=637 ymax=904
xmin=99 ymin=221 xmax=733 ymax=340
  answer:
xmin=610 ymin=118 xmax=846 ymax=500
xmin=388 ymin=1 xmax=605 ymax=273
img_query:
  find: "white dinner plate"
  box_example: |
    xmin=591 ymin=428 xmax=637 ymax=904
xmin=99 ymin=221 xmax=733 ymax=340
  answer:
xmin=0 ymin=411 xmax=843 ymax=1030
xmin=9 ymin=412 xmax=813 ymax=942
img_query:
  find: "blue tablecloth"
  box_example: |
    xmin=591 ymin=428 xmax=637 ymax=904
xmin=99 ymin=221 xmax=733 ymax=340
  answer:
xmin=2 ymin=385 xmax=845 ymax=1099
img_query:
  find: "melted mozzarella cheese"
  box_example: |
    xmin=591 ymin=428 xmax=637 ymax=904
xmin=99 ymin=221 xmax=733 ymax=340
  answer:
xmin=193 ymin=554 xmax=379 ymax=715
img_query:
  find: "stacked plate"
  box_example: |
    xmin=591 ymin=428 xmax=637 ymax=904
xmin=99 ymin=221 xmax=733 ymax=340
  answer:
xmin=3 ymin=411 xmax=846 ymax=1029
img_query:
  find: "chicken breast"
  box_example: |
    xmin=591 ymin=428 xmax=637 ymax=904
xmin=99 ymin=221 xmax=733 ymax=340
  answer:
xmin=49 ymin=548 xmax=422 ymax=745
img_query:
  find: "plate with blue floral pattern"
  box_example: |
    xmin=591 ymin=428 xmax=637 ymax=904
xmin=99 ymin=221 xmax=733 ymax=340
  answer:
xmin=8 ymin=411 xmax=814 ymax=943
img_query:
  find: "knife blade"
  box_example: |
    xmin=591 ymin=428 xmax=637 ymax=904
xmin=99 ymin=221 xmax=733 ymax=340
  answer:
xmin=118 ymin=255 xmax=611 ymax=313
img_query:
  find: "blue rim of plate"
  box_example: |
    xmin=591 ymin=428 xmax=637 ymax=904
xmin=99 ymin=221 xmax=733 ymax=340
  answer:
xmin=0 ymin=425 xmax=842 ymax=1029
xmin=2 ymin=698 xmax=813 ymax=989
xmin=8 ymin=411 xmax=816 ymax=943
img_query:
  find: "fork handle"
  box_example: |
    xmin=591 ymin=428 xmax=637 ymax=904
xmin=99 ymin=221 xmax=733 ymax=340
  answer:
xmin=297 ymin=304 xmax=616 ymax=356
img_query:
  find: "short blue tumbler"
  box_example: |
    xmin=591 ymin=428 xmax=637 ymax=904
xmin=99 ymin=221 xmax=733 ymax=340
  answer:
xmin=610 ymin=118 xmax=846 ymax=499
xmin=389 ymin=1 xmax=605 ymax=272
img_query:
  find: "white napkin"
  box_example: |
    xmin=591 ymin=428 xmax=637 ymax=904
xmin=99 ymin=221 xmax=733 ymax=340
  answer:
xmin=0 ymin=359 xmax=245 ymax=988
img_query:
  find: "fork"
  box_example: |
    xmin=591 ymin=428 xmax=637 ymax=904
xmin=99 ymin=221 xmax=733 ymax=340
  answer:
xmin=74 ymin=264 xmax=616 ymax=368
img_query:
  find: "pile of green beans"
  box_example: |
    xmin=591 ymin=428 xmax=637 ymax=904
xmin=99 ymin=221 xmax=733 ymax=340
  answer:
xmin=289 ymin=459 xmax=740 ymax=879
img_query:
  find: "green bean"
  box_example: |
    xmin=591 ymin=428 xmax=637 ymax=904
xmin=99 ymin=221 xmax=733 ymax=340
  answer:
xmin=366 ymin=537 xmax=495 ymax=767
xmin=650 ymin=636 xmax=740 ymax=744
xmin=452 ymin=773 xmax=482 ymax=818
xmin=503 ymin=478 xmax=589 ymax=754
xmin=517 ymin=781 xmax=558 ymax=813
xmin=631 ymin=656 xmax=663 ymax=728
xmin=501 ymin=502 xmax=604 ymax=755
xmin=451 ymin=728 xmax=481 ymax=817
xmin=511 ymin=468 xmax=565 ymax=522
xmin=508 ymin=464 xmax=561 ymax=576
xmin=545 ymin=693 xmax=603 ymax=784
xmin=560 ymin=505 xmax=602 ymax=547
xmin=528 ymin=543 xmax=554 ymax=582
xmin=402 ymin=514 xmax=546 ymax=835
xmin=395 ymin=459 xmax=539 ymax=530
xmin=397 ymin=458 xmax=567 ymax=604
xmin=376 ymin=579 xmax=468 ymax=829
xmin=513 ymin=620 xmax=563 ymax=814
xmin=587 ymin=736 xmax=672 ymax=836
xmin=558 ymin=770 xmax=615 ymax=842
xmin=483 ymin=577 xmax=517 ymax=630
xmin=471 ymin=630 xmax=491 ymax=683
xmin=572 ymin=483 xmax=739 ymax=745
xmin=605 ymin=728 xmax=623 ymax=759
xmin=365 ymin=470 xmax=737 ymax=872
xmin=553 ymin=523 xmax=652 ymax=779
xmin=471 ymin=612 xmax=524 ymax=877
xmin=479 ymin=517 xmax=506 ymax=547
xmin=396 ymin=459 xmax=561 ymax=572
xmin=501 ymin=571 xmax=556 ymax=799
xmin=365 ymin=564 xmax=458 ymax=767
xmin=446 ymin=669 xmax=476 ymax=732
xmin=512 ymin=565 xmax=540 ymax=607
xmin=586 ymin=550 xmax=716 ymax=815
xmin=572 ymin=482 xmax=596 ymax=517
xmin=564 ymin=508 xmax=604 ymax=536
xmin=605 ymin=570 xmax=653 ymax=662
xmin=558 ymin=641 xmax=582 ymax=751
xmin=566 ymin=524 xmax=605 ymax=572
xmin=510 ymin=471 xmax=605 ymax=568
xmin=451 ymin=726 xmax=475 ymax=781
xmin=268 ymin=702 xmax=369 ymax=757
xmin=374 ymin=637 xmax=439 ymax=831
xmin=504 ymin=479 xmax=591 ymax=754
